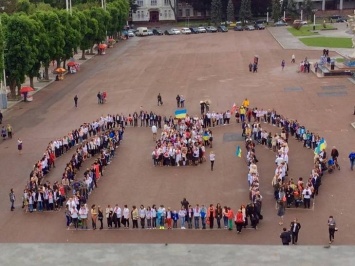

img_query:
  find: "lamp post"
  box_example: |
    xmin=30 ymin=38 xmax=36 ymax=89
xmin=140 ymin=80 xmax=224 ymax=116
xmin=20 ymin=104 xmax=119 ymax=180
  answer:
xmin=312 ymin=9 xmax=317 ymax=30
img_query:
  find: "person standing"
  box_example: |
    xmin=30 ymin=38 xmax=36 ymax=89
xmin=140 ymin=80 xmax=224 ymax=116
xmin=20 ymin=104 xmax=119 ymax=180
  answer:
xmin=348 ymin=151 xmax=355 ymax=171
xmin=209 ymin=151 xmax=215 ymax=171
xmin=207 ymin=204 xmax=215 ymax=229
xmin=79 ymin=204 xmax=88 ymax=229
xmin=97 ymin=92 xmax=101 ymax=104
xmin=215 ymin=203 xmax=223 ymax=229
xmin=9 ymin=189 xmax=15 ymax=211
xmin=152 ymin=124 xmax=157 ymax=141
xmin=328 ymin=215 xmax=336 ymax=244
xmin=277 ymin=199 xmax=285 ymax=225
xmin=180 ymin=95 xmax=185 ymax=108
xmin=281 ymin=60 xmax=285 ymax=70
xmin=176 ymin=95 xmax=181 ymax=108
xmin=0 ymin=110 xmax=3 ymax=124
xmin=74 ymin=95 xmax=78 ymax=108
xmin=132 ymin=205 xmax=139 ymax=229
xmin=98 ymin=206 xmax=104 ymax=229
xmin=280 ymin=227 xmax=291 ymax=245
xmin=7 ymin=124 xmax=12 ymax=139
xmin=290 ymin=218 xmax=301 ymax=245
xmin=291 ymin=54 xmax=295 ymax=63
xmin=17 ymin=138 xmax=23 ymax=155
xmin=157 ymin=93 xmax=163 ymax=106
xmin=330 ymin=146 xmax=340 ymax=170
xmin=235 ymin=209 xmax=244 ymax=234
xmin=91 ymin=204 xmax=98 ymax=230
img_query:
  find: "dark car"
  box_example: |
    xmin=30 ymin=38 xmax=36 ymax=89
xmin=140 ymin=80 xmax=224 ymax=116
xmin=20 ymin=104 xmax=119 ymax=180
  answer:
xmin=152 ymin=29 xmax=163 ymax=35
xmin=164 ymin=29 xmax=174 ymax=35
xmin=255 ymin=19 xmax=267 ymax=24
xmin=234 ymin=25 xmax=244 ymax=31
xmin=330 ymin=15 xmax=342 ymax=21
xmin=336 ymin=17 xmax=347 ymax=22
xmin=255 ymin=24 xmax=265 ymax=30
xmin=189 ymin=27 xmax=200 ymax=34
xmin=274 ymin=21 xmax=288 ymax=27
xmin=244 ymin=25 xmax=255 ymax=31
xmin=217 ymin=25 xmax=228 ymax=32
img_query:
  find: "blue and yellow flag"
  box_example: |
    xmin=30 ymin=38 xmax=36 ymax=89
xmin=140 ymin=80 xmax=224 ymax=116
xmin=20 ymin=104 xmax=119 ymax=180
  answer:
xmin=314 ymin=138 xmax=327 ymax=154
xmin=236 ymin=146 xmax=242 ymax=157
xmin=175 ymin=109 xmax=187 ymax=119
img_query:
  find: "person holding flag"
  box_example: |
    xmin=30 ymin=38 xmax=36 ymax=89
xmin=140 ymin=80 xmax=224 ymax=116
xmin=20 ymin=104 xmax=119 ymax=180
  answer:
xmin=236 ymin=146 xmax=242 ymax=158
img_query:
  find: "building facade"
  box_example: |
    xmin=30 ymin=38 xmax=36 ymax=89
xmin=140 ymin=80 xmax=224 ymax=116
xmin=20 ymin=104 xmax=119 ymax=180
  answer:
xmin=293 ymin=0 xmax=355 ymax=11
xmin=131 ymin=0 xmax=176 ymax=22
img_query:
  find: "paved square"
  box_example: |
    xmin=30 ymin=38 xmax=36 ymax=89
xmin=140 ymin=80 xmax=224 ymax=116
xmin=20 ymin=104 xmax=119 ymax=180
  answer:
xmin=1 ymin=28 xmax=354 ymax=246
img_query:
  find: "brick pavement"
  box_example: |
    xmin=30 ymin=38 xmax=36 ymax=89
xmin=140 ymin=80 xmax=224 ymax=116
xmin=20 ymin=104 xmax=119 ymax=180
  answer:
xmin=0 ymin=29 xmax=354 ymax=246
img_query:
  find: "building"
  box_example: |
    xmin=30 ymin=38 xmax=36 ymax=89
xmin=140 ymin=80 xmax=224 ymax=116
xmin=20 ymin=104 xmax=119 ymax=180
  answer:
xmin=130 ymin=0 xmax=176 ymax=22
xmin=293 ymin=0 xmax=355 ymax=11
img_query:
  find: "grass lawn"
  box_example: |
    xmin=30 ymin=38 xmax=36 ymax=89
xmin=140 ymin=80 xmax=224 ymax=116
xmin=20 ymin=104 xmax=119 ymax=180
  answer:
xmin=287 ymin=24 xmax=334 ymax=36
xmin=299 ymin=37 xmax=352 ymax=48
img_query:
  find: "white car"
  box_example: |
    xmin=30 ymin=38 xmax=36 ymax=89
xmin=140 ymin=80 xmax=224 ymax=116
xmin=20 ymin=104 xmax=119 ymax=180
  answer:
xmin=127 ymin=30 xmax=135 ymax=37
xmin=198 ymin=26 xmax=207 ymax=33
xmin=181 ymin=27 xmax=191 ymax=34
xmin=171 ymin=28 xmax=181 ymax=35
xmin=147 ymin=29 xmax=153 ymax=35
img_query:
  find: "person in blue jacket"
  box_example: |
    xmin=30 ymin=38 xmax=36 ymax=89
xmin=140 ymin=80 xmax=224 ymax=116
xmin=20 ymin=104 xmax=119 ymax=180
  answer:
xmin=349 ymin=151 xmax=355 ymax=171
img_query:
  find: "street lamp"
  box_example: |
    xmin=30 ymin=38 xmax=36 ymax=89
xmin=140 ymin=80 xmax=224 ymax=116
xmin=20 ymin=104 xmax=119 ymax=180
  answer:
xmin=312 ymin=9 xmax=318 ymax=30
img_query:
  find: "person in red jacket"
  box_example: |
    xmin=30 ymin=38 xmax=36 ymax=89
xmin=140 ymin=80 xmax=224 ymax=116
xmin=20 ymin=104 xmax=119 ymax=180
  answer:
xmin=207 ymin=204 xmax=215 ymax=229
xmin=235 ymin=209 xmax=244 ymax=234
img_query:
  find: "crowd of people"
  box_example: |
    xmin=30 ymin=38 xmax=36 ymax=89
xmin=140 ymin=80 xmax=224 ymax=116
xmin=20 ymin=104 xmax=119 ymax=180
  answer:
xmin=65 ymin=198 xmax=262 ymax=232
xmin=22 ymin=114 xmax=125 ymax=213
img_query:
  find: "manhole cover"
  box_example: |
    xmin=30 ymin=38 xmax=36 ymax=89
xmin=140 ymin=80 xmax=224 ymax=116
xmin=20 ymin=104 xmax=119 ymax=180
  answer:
xmin=223 ymin=133 xmax=244 ymax=142
xmin=284 ymin=87 xmax=303 ymax=92
xmin=317 ymin=91 xmax=348 ymax=97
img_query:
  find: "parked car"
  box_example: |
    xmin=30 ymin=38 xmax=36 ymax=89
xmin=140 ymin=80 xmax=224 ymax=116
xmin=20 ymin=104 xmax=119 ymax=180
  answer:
xmin=171 ymin=28 xmax=181 ymax=35
xmin=217 ymin=25 xmax=228 ymax=32
xmin=127 ymin=30 xmax=135 ymax=37
xmin=336 ymin=17 xmax=347 ymax=22
xmin=164 ymin=29 xmax=174 ymax=35
xmin=274 ymin=21 xmax=288 ymax=27
xmin=197 ymin=26 xmax=207 ymax=33
xmin=254 ymin=24 xmax=265 ymax=30
xmin=244 ymin=25 xmax=255 ymax=31
xmin=206 ymin=26 xmax=217 ymax=32
xmin=136 ymin=27 xmax=148 ymax=36
xmin=147 ymin=29 xmax=153 ymax=36
xmin=294 ymin=20 xmax=308 ymax=25
xmin=189 ymin=27 xmax=200 ymax=34
xmin=234 ymin=25 xmax=244 ymax=31
xmin=330 ymin=15 xmax=342 ymax=21
xmin=255 ymin=19 xmax=267 ymax=24
xmin=152 ymin=29 xmax=163 ymax=35
xmin=181 ymin=27 xmax=192 ymax=34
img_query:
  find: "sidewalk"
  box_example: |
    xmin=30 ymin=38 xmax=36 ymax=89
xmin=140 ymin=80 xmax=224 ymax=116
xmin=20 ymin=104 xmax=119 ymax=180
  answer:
xmin=267 ymin=22 xmax=354 ymax=57
xmin=1 ymin=52 xmax=96 ymax=112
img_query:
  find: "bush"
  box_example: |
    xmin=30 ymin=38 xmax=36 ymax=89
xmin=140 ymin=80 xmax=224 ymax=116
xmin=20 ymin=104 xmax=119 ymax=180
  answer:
xmin=292 ymin=23 xmax=302 ymax=30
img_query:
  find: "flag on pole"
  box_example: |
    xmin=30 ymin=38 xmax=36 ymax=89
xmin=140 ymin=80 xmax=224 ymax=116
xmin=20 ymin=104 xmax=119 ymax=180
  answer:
xmin=236 ymin=146 xmax=242 ymax=157
xmin=175 ymin=109 xmax=187 ymax=119
xmin=231 ymin=103 xmax=237 ymax=114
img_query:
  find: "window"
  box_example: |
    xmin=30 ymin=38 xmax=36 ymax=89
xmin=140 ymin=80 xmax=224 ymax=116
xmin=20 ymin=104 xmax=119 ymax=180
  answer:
xmin=178 ymin=9 xmax=182 ymax=17
xmin=137 ymin=11 xmax=141 ymax=18
xmin=137 ymin=0 xmax=143 ymax=6
xmin=164 ymin=10 xmax=167 ymax=18
xmin=164 ymin=0 xmax=169 ymax=6
xmin=186 ymin=9 xmax=190 ymax=17
xmin=168 ymin=10 xmax=171 ymax=17
xmin=151 ymin=0 xmax=157 ymax=6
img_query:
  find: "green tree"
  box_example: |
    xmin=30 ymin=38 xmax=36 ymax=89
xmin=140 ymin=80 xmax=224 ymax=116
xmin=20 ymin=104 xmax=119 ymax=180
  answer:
xmin=226 ymin=0 xmax=234 ymax=22
xmin=79 ymin=10 xmax=98 ymax=58
xmin=33 ymin=11 xmax=65 ymax=79
xmin=271 ymin=0 xmax=281 ymax=22
xmin=89 ymin=7 xmax=110 ymax=52
xmin=286 ymin=0 xmax=298 ymax=18
xmin=16 ymin=0 xmax=31 ymax=14
xmin=4 ymin=14 xmax=38 ymax=98
xmin=55 ymin=10 xmax=81 ymax=67
xmin=239 ymin=0 xmax=251 ymax=25
xmin=211 ymin=0 xmax=222 ymax=25
xmin=302 ymin=0 xmax=314 ymax=20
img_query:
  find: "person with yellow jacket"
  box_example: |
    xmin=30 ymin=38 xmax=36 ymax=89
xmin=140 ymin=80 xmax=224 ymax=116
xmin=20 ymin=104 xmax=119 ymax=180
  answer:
xmin=242 ymin=98 xmax=250 ymax=110
xmin=239 ymin=106 xmax=246 ymax=122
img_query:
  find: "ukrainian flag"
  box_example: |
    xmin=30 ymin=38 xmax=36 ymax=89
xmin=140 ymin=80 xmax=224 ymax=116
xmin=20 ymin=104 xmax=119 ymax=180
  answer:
xmin=175 ymin=109 xmax=187 ymax=119
xmin=314 ymin=138 xmax=327 ymax=154
xmin=203 ymin=132 xmax=209 ymax=141
xmin=236 ymin=146 xmax=242 ymax=157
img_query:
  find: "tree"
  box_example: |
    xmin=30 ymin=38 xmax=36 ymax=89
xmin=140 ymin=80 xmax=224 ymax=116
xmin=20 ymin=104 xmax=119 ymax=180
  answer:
xmin=167 ymin=0 xmax=177 ymax=22
xmin=286 ymin=0 xmax=298 ymax=18
xmin=239 ymin=0 xmax=251 ymax=25
xmin=271 ymin=0 xmax=281 ymax=22
xmin=32 ymin=11 xmax=65 ymax=78
xmin=16 ymin=0 xmax=31 ymax=14
xmin=79 ymin=10 xmax=98 ymax=58
xmin=186 ymin=0 xmax=211 ymax=17
xmin=302 ymin=0 xmax=314 ymax=20
xmin=226 ymin=0 xmax=234 ymax=22
xmin=4 ymin=14 xmax=38 ymax=98
xmin=89 ymin=7 xmax=110 ymax=51
xmin=211 ymin=0 xmax=222 ymax=25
